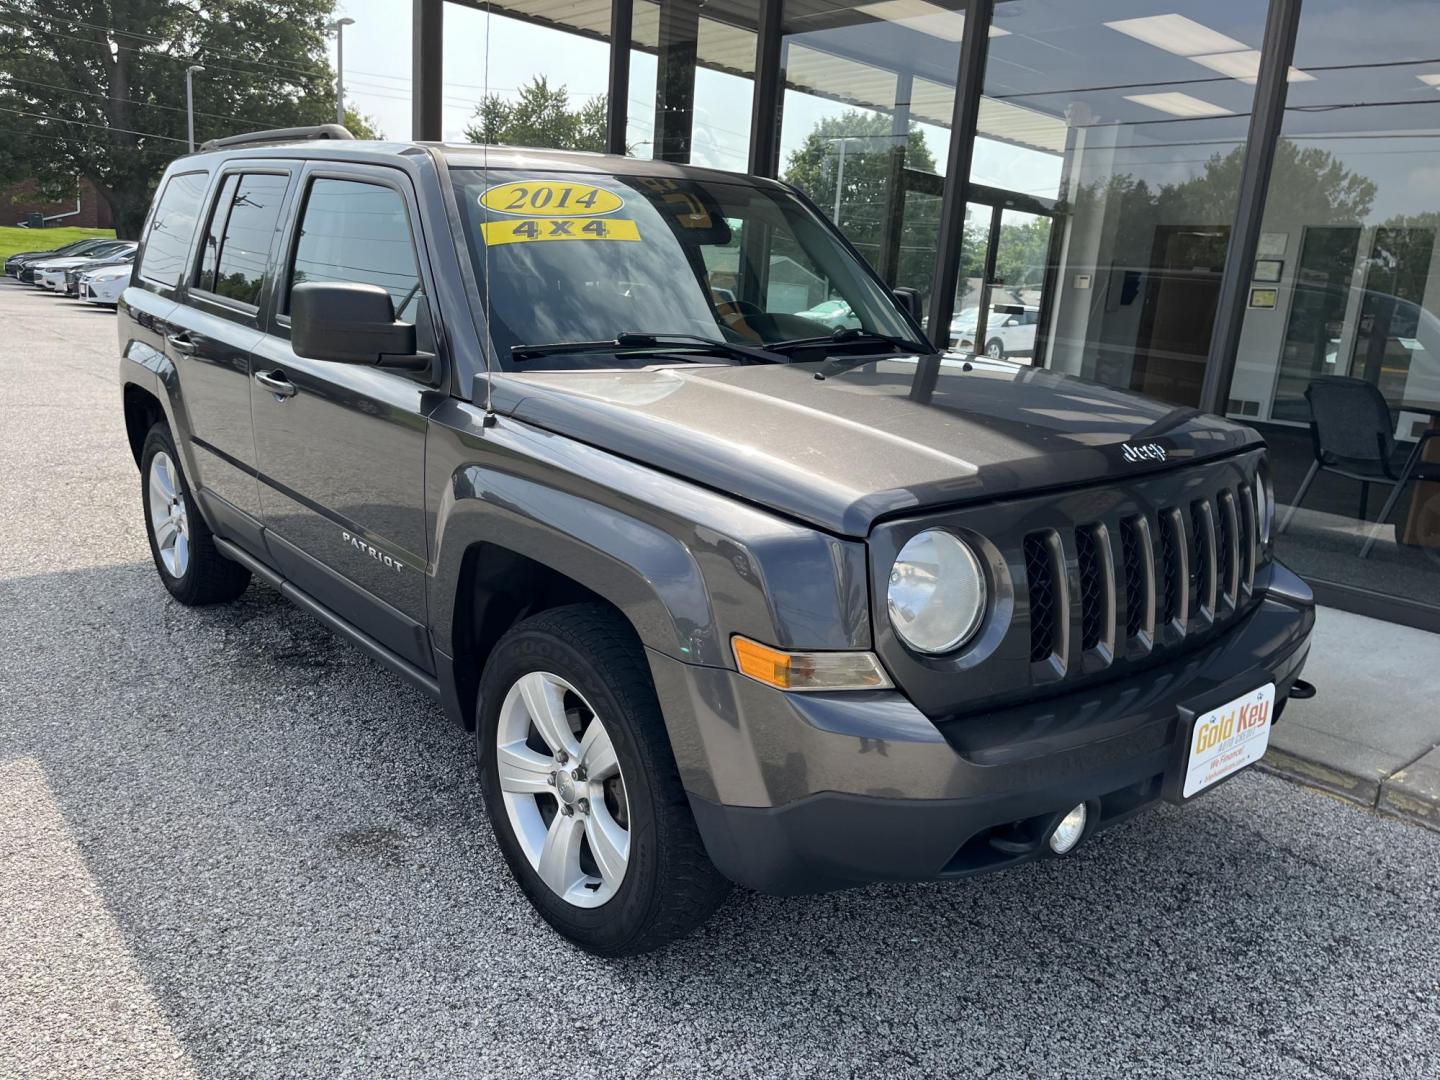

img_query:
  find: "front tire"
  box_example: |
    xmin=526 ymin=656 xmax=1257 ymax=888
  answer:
xmin=477 ymin=604 xmax=730 ymax=955
xmin=985 ymin=337 xmax=1006 ymax=360
xmin=140 ymin=423 xmax=250 ymax=606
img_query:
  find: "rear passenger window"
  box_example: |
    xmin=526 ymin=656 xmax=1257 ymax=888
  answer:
xmin=138 ymin=171 xmax=209 ymax=289
xmin=204 ymin=173 xmax=289 ymax=307
xmin=288 ymin=178 xmax=427 ymax=325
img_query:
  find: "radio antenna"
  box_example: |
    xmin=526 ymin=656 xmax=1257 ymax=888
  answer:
xmin=481 ymin=0 xmax=496 ymax=424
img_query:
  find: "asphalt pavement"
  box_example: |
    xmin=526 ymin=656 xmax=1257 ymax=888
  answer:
xmin=2 ymin=278 xmax=1439 ymax=1079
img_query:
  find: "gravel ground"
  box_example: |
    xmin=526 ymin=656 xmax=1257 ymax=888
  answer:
xmin=2 ymin=278 xmax=1439 ymax=1079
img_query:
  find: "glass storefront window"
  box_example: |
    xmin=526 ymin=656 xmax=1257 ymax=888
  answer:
xmin=963 ymin=2 xmax=1266 ymax=401
xmin=442 ymin=0 xmax=611 ymax=149
xmin=1226 ymin=0 xmax=1440 ymax=615
xmin=775 ymin=0 xmax=963 ymax=314
xmin=626 ymin=0 xmax=758 ymax=170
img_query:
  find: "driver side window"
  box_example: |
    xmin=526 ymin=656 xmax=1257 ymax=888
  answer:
xmin=287 ymin=177 xmax=434 ymax=351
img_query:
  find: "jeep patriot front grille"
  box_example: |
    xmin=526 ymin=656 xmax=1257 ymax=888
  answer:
xmin=1023 ymin=480 xmax=1259 ymax=677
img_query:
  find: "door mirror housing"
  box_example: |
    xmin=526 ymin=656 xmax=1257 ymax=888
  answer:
xmin=892 ymin=286 xmax=923 ymax=321
xmin=291 ymin=281 xmax=420 ymax=367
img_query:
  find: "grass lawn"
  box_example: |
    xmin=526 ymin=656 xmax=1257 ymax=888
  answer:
xmin=0 ymin=225 xmax=116 ymax=263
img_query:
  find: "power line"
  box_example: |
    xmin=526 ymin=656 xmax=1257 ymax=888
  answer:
xmin=0 ymin=5 xmax=328 ymax=83
xmin=0 ymin=122 xmax=175 ymax=154
xmin=0 ymin=73 xmax=272 ymax=127
xmin=0 ymin=13 xmax=328 ymax=90
xmin=0 ymin=103 xmax=188 ymax=144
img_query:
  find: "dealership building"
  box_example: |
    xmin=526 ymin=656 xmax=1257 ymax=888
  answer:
xmin=395 ymin=0 xmax=1440 ymax=630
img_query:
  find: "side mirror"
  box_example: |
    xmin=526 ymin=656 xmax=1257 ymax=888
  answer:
xmin=291 ymin=281 xmax=421 ymax=368
xmin=892 ymin=286 xmax=923 ymax=321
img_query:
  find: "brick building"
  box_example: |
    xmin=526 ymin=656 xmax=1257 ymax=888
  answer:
xmin=2 ymin=179 xmax=114 ymax=230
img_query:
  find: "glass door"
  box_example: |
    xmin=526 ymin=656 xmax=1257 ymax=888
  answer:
xmin=948 ymin=196 xmax=1056 ymax=362
xmin=979 ymin=208 xmax=1052 ymax=363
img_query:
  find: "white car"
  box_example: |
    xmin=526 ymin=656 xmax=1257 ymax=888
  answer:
xmin=949 ymin=304 xmax=1039 ymax=360
xmin=38 ymin=266 xmax=72 ymax=290
xmin=77 ymin=264 xmax=130 ymax=306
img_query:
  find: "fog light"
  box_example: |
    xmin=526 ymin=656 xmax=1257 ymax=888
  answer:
xmin=1049 ymin=803 xmax=1087 ymax=854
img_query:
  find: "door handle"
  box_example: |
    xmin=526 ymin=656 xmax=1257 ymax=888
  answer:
xmin=166 ymin=333 xmax=197 ymax=355
xmin=254 ymin=370 xmax=297 ymax=399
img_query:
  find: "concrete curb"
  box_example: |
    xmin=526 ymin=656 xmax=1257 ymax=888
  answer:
xmin=1255 ymin=606 xmax=1440 ymax=836
xmin=1260 ymin=743 xmax=1440 ymax=835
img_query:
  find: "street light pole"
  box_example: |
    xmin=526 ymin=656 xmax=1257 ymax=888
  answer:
xmin=330 ymin=17 xmax=356 ymax=127
xmin=185 ymin=65 xmax=204 ymax=152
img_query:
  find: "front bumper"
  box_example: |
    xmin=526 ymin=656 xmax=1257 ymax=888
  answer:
xmin=656 ymin=564 xmax=1314 ymax=896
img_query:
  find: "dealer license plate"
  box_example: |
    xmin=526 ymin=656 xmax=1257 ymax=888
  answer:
xmin=1182 ymin=683 xmax=1275 ymax=798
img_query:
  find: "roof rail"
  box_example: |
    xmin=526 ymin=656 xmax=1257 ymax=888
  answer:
xmin=199 ymin=124 xmax=355 ymax=152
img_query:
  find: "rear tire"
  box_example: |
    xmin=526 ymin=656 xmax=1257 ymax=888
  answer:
xmin=477 ymin=604 xmax=730 ymax=955
xmin=140 ymin=423 xmax=251 ymax=606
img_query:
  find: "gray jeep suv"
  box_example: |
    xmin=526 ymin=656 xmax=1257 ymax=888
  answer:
xmin=118 ymin=128 xmax=1315 ymax=955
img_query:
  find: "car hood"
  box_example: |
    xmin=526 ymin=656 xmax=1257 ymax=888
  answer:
xmin=34 ymin=257 xmax=97 ymax=270
xmin=492 ymin=354 xmax=1262 ymax=536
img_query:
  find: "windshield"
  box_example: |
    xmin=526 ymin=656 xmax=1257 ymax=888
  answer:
xmin=450 ymin=168 xmax=922 ymax=368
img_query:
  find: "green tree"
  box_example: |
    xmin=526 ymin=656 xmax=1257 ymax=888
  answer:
xmin=344 ymin=106 xmax=383 ymax=141
xmin=465 ymin=75 xmax=607 ymax=152
xmin=0 ymin=1 xmax=346 ymax=238
xmin=782 ymin=109 xmax=938 ymax=294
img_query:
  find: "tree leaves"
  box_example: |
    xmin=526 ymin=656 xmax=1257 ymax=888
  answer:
xmin=0 ymin=0 xmax=345 ymax=236
xmin=464 ymin=75 xmax=607 ymax=153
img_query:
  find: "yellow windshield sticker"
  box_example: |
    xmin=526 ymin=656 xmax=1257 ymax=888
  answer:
xmin=480 ymin=180 xmax=624 ymax=218
xmin=480 ymin=217 xmax=641 ymax=246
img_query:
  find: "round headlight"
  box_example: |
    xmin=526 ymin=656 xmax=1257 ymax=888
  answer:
xmin=887 ymin=530 xmax=987 ymax=654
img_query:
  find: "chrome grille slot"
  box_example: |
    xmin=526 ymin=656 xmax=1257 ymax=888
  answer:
xmin=1216 ymin=489 xmax=1241 ymax=610
xmin=1190 ymin=498 xmax=1218 ymax=623
xmin=1075 ymin=524 xmax=1114 ymax=656
xmin=1157 ymin=507 xmax=1188 ymax=636
xmin=1119 ymin=515 xmax=1156 ymax=650
xmin=1237 ymin=482 xmax=1257 ymax=596
xmin=1023 ymin=530 xmax=1065 ymax=665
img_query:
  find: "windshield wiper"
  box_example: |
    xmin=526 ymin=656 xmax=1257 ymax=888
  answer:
xmin=512 ymin=332 xmax=788 ymax=365
xmin=767 ymin=326 xmax=929 ymax=358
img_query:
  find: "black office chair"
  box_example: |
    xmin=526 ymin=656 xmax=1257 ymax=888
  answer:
xmin=1278 ymin=377 xmax=1440 ymax=557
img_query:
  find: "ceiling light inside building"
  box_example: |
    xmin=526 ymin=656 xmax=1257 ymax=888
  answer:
xmin=1125 ymin=92 xmax=1235 ymax=118
xmin=1105 ymin=14 xmax=1247 ymax=56
xmin=857 ymin=0 xmax=1009 ymax=42
xmin=1190 ymin=49 xmax=1316 ymax=83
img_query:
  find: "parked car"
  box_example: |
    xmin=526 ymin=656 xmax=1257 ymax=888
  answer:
xmin=949 ymin=303 xmax=1039 ymax=359
xmin=78 ymin=263 xmax=132 ymax=307
xmin=25 ymin=240 xmax=132 ymax=287
xmin=119 ymin=130 xmax=1315 ymax=955
xmin=795 ymin=297 xmax=861 ymax=331
xmin=63 ymin=247 xmax=137 ymax=295
xmin=6 ymin=237 xmax=116 ymax=278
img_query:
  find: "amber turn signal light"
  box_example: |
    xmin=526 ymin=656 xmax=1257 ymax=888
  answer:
xmin=731 ymin=635 xmax=893 ymax=692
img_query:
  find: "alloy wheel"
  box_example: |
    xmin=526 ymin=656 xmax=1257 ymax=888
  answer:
xmin=495 ymin=671 xmax=631 ymax=908
xmin=147 ymin=450 xmax=190 ymax=578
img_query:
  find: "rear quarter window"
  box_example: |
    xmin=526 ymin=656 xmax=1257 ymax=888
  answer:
xmin=138 ymin=171 xmax=210 ymax=289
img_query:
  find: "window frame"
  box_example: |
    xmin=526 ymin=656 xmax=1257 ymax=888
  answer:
xmin=186 ymin=165 xmax=296 ymax=321
xmin=272 ymin=166 xmax=434 ymax=337
xmin=136 ymin=169 xmax=212 ymax=296
xmin=265 ymin=162 xmax=445 ymax=389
